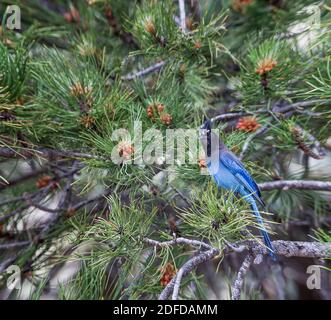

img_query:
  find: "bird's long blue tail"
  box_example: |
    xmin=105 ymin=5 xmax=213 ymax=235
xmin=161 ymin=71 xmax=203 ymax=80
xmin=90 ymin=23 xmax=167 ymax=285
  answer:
xmin=250 ymin=200 xmax=277 ymax=261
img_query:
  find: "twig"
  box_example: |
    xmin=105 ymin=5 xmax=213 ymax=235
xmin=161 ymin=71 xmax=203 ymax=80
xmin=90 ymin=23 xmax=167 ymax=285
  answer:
xmin=258 ymin=180 xmax=331 ymax=191
xmin=211 ymin=112 xmax=253 ymax=123
xmin=0 ymin=147 xmax=104 ymax=161
xmin=231 ymin=254 xmax=254 ymax=300
xmin=121 ymin=61 xmax=165 ymax=81
xmin=172 ymin=267 xmax=185 ymax=300
xmin=0 ymin=241 xmax=30 ymax=250
xmin=239 ymin=125 xmax=270 ymax=160
xmin=178 ymin=0 xmax=187 ymax=32
xmin=210 ymin=100 xmax=328 ymax=124
xmin=159 ymin=248 xmax=219 ymax=300
xmin=144 ymin=237 xmax=214 ymax=251
xmin=26 ymin=198 xmax=60 ymax=213
xmin=294 ymin=125 xmax=326 ymax=158
xmin=224 ymin=239 xmax=247 ymax=253
xmin=70 ymin=187 xmax=113 ymax=212
xmin=0 ymin=166 xmax=49 ymax=191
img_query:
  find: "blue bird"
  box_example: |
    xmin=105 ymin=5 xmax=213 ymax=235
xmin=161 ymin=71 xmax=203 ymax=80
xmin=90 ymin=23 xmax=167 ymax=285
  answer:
xmin=199 ymin=119 xmax=276 ymax=261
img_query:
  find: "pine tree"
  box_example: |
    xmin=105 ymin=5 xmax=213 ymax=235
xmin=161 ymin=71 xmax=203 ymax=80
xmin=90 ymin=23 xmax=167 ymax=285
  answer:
xmin=0 ymin=0 xmax=330 ymax=300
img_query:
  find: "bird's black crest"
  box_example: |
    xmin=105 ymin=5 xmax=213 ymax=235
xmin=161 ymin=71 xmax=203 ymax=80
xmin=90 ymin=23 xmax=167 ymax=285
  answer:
xmin=201 ymin=119 xmax=213 ymax=157
xmin=201 ymin=119 xmax=212 ymax=131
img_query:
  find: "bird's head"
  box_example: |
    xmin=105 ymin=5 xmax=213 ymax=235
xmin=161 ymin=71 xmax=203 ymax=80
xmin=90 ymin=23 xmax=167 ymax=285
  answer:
xmin=199 ymin=119 xmax=225 ymax=158
xmin=199 ymin=119 xmax=212 ymax=140
xmin=199 ymin=119 xmax=214 ymax=157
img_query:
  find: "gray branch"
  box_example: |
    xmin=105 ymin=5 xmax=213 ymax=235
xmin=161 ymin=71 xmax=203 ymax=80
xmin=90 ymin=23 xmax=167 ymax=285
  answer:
xmin=159 ymin=248 xmax=219 ymax=300
xmin=231 ymin=254 xmax=254 ymax=300
xmin=178 ymin=0 xmax=187 ymax=32
xmin=258 ymin=180 xmax=331 ymax=191
xmin=239 ymin=125 xmax=270 ymax=160
xmin=121 ymin=61 xmax=165 ymax=81
xmin=144 ymin=237 xmax=331 ymax=300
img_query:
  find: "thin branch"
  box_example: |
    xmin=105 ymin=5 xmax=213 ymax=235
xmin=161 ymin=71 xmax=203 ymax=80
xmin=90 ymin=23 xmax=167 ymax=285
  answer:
xmin=258 ymin=180 xmax=331 ymax=191
xmin=121 ymin=61 xmax=165 ymax=81
xmin=211 ymin=100 xmax=328 ymax=124
xmin=159 ymin=248 xmax=219 ymax=300
xmin=294 ymin=125 xmax=326 ymax=158
xmin=0 ymin=166 xmax=49 ymax=191
xmin=144 ymin=237 xmax=214 ymax=251
xmin=231 ymin=254 xmax=254 ymax=300
xmin=0 ymin=241 xmax=30 ymax=250
xmin=0 ymin=147 xmax=104 ymax=161
xmin=172 ymin=267 xmax=185 ymax=300
xmin=239 ymin=125 xmax=269 ymax=160
xmin=178 ymin=0 xmax=187 ymax=32
xmin=70 ymin=187 xmax=113 ymax=212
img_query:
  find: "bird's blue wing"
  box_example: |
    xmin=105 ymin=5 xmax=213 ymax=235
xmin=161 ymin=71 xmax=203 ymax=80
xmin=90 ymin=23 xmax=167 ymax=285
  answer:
xmin=220 ymin=151 xmax=265 ymax=207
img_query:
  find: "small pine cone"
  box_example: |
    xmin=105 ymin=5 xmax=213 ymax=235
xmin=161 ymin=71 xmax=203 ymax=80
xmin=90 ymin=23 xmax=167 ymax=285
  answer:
xmin=118 ymin=141 xmax=135 ymax=160
xmin=36 ymin=175 xmax=52 ymax=189
xmin=70 ymin=83 xmax=90 ymax=97
xmin=66 ymin=207 xmax=76 ymax=218
xmin=147 ymin=105 xmax=154 ymax=118
xmin=194 ymin=41 xmax=202 ymax=49
xmin=80 ymin=115 xmax=95 ymax=129
xmin=236 ymin=117 xmax=261 ymax=132
xmin=64 ymin=7 xmax=80 ymax=23
xmin=157 ymin=103 xmax=165 ymax=113
xmin=256 ymin=58 xmax=277 ymax=75
xmin=160 ymin=263 xmax=176 ymax=286
xmin=160 ymin=113 xmax=172 ymax=125
xmin=145 ymin=18 xmax=156 ymax=36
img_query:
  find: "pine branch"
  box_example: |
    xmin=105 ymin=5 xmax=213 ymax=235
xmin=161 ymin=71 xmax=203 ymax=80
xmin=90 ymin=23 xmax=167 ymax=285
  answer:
xmin=145 ymin=237 xmax=331 ymax=300
xmin=231 ymin=254 xmax=254 ymax=300
xmin=121 ymin=61 xmax=166 ymax=81
xmin=159 ymin=248 xmax=219 ymax=300
xmin=0 ymin=147 xmax=104 ymax=161
xmin=258 ymin=180 xmax=331 ymax=191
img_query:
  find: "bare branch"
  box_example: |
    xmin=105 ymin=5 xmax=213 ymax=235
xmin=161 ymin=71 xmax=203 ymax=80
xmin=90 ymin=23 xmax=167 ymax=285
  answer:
xmin=172 ymin=267 xmax=185 ymax=300
xmin=271 ymin=240 xmax=331 ymax=258
xmin=144 ymin=236 xmax=331 ymax=299
xmin=239 ymin=125 xmax=269 ymax=160
xmin=144 ymin=237 xmax=214 ymax=251
xmin=0 ymin=241 xmax=30 ymax=250
xmin=159 ymin=248 xmax=219 ymax=300
xmin=258 ymin=180 xmax=331 ymax=191
xmin=121 ymin=61 xmax=165 ymax=81
xmin=231 ymin=254 xmax=254 ymax=300
xmin=0 ymin=147 xmax=104 ymax=161
xmin=178 ymin=0 xmax=187 ymax=32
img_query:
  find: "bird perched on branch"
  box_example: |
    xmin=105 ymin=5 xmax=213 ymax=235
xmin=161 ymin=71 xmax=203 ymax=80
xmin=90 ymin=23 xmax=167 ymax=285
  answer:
xmin=199 ymin=119 xmax=276 ymax=261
